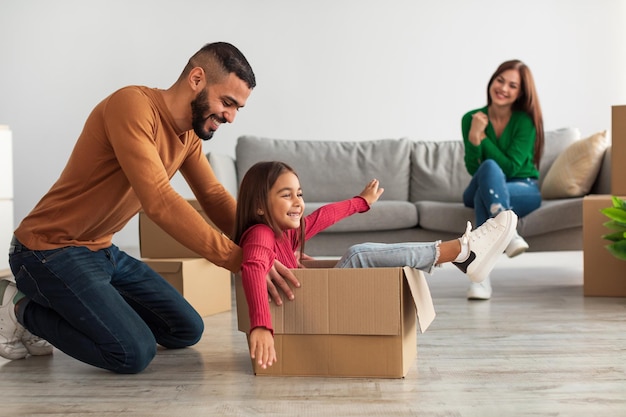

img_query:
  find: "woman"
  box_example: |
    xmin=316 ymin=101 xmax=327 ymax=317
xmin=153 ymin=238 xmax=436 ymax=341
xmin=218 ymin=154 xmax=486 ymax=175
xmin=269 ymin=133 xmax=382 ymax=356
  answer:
xmin=461 ymin=59 xmax=544 ymax=300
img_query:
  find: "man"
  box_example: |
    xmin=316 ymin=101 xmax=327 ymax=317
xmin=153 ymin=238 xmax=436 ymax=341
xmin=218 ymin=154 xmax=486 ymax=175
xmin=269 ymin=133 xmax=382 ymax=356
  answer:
xmin=0 ymin=42 xmax=298 ymax=373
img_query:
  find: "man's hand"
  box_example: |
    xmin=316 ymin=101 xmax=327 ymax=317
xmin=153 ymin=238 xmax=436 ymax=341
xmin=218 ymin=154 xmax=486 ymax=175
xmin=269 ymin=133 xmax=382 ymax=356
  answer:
xmin=266 ymin=259 xmax=300 ymax=305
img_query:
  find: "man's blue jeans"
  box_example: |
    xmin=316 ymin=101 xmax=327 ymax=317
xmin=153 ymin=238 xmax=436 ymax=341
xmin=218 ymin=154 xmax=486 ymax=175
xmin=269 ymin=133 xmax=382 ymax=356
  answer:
xmin=463 ymin=159 xmax=541 ymax=226
xmin=8 ymin=236 xmax=204 ymax=374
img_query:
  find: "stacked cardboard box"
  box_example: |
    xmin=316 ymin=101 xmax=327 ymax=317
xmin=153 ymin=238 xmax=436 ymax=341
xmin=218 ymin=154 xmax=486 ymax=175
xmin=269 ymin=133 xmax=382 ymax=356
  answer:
xmin=139 ymin=200 xmax=220 ymax=258
xmin=139 ymin=200 xmax=232 ymax=316
xmin=235 ymin=260 xmax=436 ymax=378
xmin=582 ymin=105 xmax=626 ymax=297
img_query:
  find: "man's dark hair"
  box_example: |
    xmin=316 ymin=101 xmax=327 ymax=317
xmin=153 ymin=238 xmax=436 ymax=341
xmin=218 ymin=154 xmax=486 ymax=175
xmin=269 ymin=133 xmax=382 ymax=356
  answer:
xmin=183 ymin=42 xmax=256 ymax=88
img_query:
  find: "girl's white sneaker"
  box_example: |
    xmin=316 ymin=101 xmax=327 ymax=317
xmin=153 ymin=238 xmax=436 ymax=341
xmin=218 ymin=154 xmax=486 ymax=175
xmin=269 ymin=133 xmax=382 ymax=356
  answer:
xmin=453 ymin=211 xmax=518 ymax=283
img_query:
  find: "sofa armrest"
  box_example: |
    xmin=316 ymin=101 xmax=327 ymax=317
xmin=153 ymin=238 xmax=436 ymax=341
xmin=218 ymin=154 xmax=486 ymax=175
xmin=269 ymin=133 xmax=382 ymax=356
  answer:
xmin=206 ymin=152 xmax=238 ymax=198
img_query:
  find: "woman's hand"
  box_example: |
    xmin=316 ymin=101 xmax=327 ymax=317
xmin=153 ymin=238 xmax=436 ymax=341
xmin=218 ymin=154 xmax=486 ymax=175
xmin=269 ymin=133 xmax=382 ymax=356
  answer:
xmin=469 ymin=111 xmax=489 ymax=146
xmin=359 ymin=179 xmax=384 ymax=206
xmin=249 ymin=327 xmax=277 ymax=369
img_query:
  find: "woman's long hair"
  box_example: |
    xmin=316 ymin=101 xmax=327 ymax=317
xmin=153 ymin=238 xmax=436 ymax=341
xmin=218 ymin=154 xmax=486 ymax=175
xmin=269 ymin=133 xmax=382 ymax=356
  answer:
xmin=234 ymin=161 xmax=306 ymax=256
xmin=487 ymin=59 xmax=544 ymax=167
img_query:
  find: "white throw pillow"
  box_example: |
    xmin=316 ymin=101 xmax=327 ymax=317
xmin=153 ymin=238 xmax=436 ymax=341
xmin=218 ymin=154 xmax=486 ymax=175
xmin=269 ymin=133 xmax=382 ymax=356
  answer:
xmin=541 ymin=130 xmax=610 ymax=199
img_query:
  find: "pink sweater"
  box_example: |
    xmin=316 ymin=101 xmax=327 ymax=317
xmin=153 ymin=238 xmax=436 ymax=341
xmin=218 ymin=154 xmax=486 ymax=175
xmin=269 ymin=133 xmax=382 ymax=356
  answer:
xmin=240 ymin=197 xmax=370 ymax=332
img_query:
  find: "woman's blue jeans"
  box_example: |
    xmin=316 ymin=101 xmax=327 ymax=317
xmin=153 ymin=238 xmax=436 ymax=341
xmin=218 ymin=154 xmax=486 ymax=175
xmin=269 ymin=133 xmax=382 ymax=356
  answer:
xmin=8 ymin=236 xmax=204 ymax=374
xmin=462 ymin=159 xmax=541 ymax=226
xmin=335 ymin=241 xmax=440 ymax=273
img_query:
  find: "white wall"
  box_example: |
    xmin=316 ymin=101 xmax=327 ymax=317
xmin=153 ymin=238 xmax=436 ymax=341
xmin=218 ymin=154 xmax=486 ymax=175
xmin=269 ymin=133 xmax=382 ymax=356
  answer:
xmin=1 ymin=0 xmax=625 ymax=249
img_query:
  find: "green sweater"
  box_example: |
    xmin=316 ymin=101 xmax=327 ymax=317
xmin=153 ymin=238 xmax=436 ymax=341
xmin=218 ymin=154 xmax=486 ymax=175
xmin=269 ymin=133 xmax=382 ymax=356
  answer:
xmin=461 ymin=106 xmax=539 ymax=179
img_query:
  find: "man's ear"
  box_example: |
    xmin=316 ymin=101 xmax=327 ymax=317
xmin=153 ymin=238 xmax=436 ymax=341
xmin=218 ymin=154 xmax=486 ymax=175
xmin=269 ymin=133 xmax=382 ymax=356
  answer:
xmin=189 ymin=67 xmax=205 ymax=90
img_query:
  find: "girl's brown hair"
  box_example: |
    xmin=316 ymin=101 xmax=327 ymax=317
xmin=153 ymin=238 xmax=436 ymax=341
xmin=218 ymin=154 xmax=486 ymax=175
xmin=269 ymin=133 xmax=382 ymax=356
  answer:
xmin=487 ymin=59 xmax=544 ymax=167
xmin=234 ymin=161 xmax=306 ymax=256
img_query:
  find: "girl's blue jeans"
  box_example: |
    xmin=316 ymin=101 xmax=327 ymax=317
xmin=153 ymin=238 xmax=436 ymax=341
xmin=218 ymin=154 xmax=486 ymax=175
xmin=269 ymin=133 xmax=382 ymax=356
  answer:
xmin=335 ymin=241 xmax=440 ymax=274
xmin=9 ymin=236 xmax=204 ymax=374
xmin=462 ymin=159 xmax=541 ymax=226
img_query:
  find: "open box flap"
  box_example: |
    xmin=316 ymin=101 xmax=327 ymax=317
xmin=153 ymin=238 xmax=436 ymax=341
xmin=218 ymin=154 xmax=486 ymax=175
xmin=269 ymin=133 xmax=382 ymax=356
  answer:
xmin=402 ymin=266 xmax=436 ymax=333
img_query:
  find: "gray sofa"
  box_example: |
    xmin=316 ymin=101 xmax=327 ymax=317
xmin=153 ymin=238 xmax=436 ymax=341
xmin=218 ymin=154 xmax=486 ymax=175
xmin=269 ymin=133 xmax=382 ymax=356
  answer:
xmin=207 ymin=128 xmax=611 ymax=257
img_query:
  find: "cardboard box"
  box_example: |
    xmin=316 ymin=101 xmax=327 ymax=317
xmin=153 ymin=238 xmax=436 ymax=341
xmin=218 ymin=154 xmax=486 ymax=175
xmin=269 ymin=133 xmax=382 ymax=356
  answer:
xmin=144 ymin=258 xmax=232 ymax=317
xmin=139 ymin=200 xmax=220 ymax=258
xmin=611 ymin=106 xmax=626 ymax=195
xmin=583 ymin=195 xmax=626 ymax=297
xmin=235 ymin=260 xmax=436 ymax=378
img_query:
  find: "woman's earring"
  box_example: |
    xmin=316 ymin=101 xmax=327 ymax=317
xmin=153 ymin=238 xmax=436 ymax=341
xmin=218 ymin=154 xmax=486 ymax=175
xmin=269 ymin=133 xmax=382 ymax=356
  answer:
xmin=257 ymin=209 xmax=264 ymax=216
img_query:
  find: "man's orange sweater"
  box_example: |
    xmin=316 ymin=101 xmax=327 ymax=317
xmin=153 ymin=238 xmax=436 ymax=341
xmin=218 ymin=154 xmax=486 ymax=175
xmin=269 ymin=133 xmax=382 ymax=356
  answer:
xmin=14 ymin=86 xmax=242 ymax=273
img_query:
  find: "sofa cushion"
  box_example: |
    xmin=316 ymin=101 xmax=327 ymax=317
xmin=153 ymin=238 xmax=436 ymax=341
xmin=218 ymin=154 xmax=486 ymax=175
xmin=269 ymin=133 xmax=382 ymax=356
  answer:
xmin=517 ymin=199 xmax=583 ymax=236
xmin=409 ymin=141 xmax=470 ymax=203
xmin=414 ymin=201 xmax=474 ymax=234
xmin=538 ymin=127 xmax=581 ymax=187
xmin=541 ymin=131 xmax=610 ymax=199
xmin=304 ymin=201 xmax=418 ymax=232
xmin=235 ymin=136 xmax=411 ymax=202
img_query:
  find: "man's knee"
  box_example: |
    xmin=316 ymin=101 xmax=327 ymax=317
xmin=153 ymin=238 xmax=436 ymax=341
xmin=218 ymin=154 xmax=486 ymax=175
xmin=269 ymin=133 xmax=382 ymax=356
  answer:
xmin=181 ymin=316 xmax=204 ymax=347
xmin=159 ymin=313 xmax=204 ymax=349
xmin=103 ymin=338 xmax=157 ymax=374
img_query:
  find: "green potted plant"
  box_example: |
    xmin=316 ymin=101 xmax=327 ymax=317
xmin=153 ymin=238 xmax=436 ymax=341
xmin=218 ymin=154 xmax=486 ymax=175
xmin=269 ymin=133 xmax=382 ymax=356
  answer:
xmin=601 ymin=196 xmax=626 ymax=261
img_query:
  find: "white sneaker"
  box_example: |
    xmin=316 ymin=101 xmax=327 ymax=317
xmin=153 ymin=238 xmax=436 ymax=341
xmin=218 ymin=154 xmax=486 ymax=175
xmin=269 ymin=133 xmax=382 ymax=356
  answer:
xmin=505 ymin=231 xmax=529 ymax=258
xmin=0 ymin=279 xmax=52 ymax=359
xmin=453 ymin=210 xmax=517 ymax=283
xmin=467 ymin=276 xmax=493 ymax=300
xmin=0 ymin=279 xmax=28 ymax=359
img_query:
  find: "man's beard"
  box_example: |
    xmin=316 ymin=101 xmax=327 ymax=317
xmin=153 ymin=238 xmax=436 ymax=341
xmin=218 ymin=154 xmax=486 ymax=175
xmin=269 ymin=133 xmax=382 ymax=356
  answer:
xmin=191 ymin=88 xmax=221 ymax=141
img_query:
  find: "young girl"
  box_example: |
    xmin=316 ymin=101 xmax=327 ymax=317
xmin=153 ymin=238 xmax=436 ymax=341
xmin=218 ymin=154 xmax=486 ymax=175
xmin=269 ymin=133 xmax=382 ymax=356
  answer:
xmin=461 ymin=59 xmax=544 ymax=300
xmin=235 ymin=161 xmax=517 ymax=369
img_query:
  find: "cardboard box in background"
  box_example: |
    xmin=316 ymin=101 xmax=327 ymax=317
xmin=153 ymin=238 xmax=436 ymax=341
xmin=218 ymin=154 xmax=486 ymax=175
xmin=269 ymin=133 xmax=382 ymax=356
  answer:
xmin=144 ymin=258 xmax=232 ymax=317
xmin=583 ymin=195 xmax=626 ymax=297
xmin=139 ymin=200 xmax=221 ymax=259
xmin=236 ymin=261 xmax=436 ymax=378
xmin=611 ymin=106 xmax=626 ymax=195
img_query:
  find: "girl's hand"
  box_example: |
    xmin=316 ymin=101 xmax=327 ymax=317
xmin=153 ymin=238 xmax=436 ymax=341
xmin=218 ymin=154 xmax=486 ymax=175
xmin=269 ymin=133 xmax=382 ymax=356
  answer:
xmin=469 ymin=111 xmax=489 ymax=146
xmin=359 ymin=179 xmax=384 ymax=206
xmin=249 ymin=327 xmax=277 ymax=369
xmin=295 ymin=250 xmax=315 ymax=268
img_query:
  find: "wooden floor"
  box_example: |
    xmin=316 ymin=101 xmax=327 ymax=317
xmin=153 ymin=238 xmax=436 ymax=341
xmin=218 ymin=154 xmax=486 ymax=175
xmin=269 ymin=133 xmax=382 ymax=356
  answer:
xmin=2 ymin=251 xmax=626 ymax=416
